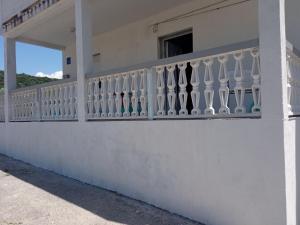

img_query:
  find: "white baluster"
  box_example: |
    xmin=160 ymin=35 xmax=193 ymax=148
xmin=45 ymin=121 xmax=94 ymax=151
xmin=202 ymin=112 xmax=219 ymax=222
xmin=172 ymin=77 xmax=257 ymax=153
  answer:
xmin=16 ymin=94 xmax=20 ymax=120
xmin=178 ymin=62 xmax=188 ymax=116
xmin=190 ymin=61 xmax=201 ymax=116
xmin=30 ymin=91 xmax=33 ymax=120
xmin=35 ymin=90 xmax=39 ymax=120
xmin=18 ymin=93 xmax=22 ymax=120
xmin=131 ymin=71 xmax=139 ymax=117
xmin=74 ymin=82 xmax=78 ymax=119
xmin=156 ymin=66 xmax=166 ymax=117
xmin=204 ymin=58 xmax=215 ymax=115
xmin=29 ymin=91 xmax=33 ymax=120
xmin=93 ymin=78 xmax=100 ymax=118
xmin=64 ymin=85 xmax=69 ymax=118
xmin=10 ymin=94 xmax=14 ymax=121
xmin=13 ymin=94 xmax=17 ymax=121
xmin=139 ymin=69 xmax=147 ymax=117
xmin=107 ymin=76 xmax=115 ymax=117
xmin=46 ymin=87 xmax=51 ymax=120
xmin=40 ymin=88 xmax=44 ymax=119
xmin=18 ymin=94 xmax=21 ymax=120
xmin=20 ymin=93 xmax=24 ymax=120
xmin=87 ymin=79 xmax=94 ymax=118
xmin=122 ymin=73 xmax=130 ymax=117
xmin=234 ymin=51 xmax=246 ymax=114
xmin=69 ymin=83 xmax=75 ymax=119
xmin=287 ymin=53 xmax=300 ymax=114
xmin=167 ymin=64 xmax=176 ymax=116
xmin=218 ymin=55 xmax=230 ymax=114
xmin=55 ymin=86 xmax=60 ymax=119
xmin=59 ymin=85 xmax=64 ymax=119
xmin=41 ymin=88 xmax=45 ymax=119
xmin=115 ymin=74 xmax=122 ymax=117
xmin=24 ymin=92 xmax=28 ymax=120
xmin=50 ymin=87 xmax=55 ymax=119
xmin=251 ymin=48 xmax=261 ymax=113
xmin=31 ymin=91 xmax=35 ymax=120
xmin=19 ymin=94 xmax=22 ymax=120
xmin=100 ymin=77 xmax=108 ymax=117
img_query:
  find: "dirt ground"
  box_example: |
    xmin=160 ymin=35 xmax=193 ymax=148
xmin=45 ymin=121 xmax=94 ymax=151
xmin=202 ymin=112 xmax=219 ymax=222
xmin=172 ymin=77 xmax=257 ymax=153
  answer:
xmin=0 ymin=154 xmax=203 ymax=225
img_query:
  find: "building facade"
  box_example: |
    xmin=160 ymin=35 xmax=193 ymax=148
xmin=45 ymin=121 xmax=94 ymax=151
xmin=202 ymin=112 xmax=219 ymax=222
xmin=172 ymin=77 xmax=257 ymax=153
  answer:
xmin=0 ymin=0 xmax=299 ymax=225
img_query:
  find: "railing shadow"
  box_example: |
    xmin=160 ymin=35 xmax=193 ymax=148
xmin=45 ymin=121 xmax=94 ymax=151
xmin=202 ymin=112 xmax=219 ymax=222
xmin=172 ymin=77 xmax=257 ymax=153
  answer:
xmin=0 ymin=154 xmax=202 ymax=225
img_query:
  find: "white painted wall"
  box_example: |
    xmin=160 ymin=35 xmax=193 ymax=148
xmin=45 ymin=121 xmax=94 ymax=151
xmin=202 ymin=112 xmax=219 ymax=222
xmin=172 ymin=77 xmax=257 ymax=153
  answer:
xmin=0 ymin=119 xmax=287 ymax=225
xmin=63 ymin=42 xmax=77 ymax=78
xmin=63 ymin=0 xmax=258 ymax=77
xmin=293 ymin=118 xmax=300 ymax=225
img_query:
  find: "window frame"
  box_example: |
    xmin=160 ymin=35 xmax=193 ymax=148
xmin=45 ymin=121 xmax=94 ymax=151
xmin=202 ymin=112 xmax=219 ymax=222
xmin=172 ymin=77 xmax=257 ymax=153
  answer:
xmin=158 ymin=28 xmax=193 ymax=59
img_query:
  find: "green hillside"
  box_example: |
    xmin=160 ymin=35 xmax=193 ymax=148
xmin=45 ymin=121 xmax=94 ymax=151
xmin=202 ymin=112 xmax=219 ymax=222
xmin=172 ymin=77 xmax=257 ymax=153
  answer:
xmin=0 ymin=70 xmax=57 ymax=90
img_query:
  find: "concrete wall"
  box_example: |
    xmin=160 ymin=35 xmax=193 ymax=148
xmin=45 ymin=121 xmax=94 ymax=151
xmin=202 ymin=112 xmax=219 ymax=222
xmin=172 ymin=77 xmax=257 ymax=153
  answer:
xmin=0 ymin=118 xmax=287 ymax=225
xmin=294 ymin=118 xmax=300 ymax=225
xmin=63 ymin=0 xmax=258 ymax=78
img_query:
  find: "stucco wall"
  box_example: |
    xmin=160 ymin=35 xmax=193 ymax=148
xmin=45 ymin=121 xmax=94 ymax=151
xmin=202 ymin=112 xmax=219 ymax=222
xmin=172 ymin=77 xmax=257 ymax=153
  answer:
xmin=0 ymin=118 xmax=287 ymax=225
xmin=63 ymin=0 xmax=258 ymax=78
xmin=294 ymin=118 xmax=300 ymax=225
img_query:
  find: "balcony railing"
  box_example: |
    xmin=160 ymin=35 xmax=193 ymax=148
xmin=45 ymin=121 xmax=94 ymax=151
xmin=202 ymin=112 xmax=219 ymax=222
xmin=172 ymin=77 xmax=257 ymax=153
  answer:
xmin=4 ymin=41 xmax=300 ymax=122
xmin=85 ymin=45 xmax=261 ymax=120
xmin=2 ymin=0 xmax=60 ymax=33
xmin=287 ymin=49 xmax=300 ymax=116
xmin=86 ymin=69 xmax=149 ymax=120
xmin=5 ymin=43 xmax=262 ymax=122
xmin=0 ymin=92 xmax=4 ymax=122
xmin=10 ymin=80 xmax=77 ymax=122
xmin=153 ymin=47 xmax=261 ymax=119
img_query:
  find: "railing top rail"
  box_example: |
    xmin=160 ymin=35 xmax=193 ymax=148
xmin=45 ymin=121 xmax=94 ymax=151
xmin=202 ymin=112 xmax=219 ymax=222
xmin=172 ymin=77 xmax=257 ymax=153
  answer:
xmin=10 ymin=78 xmax=77 ymax=94
xmin=88 ymin=68 xmax=147 ymax=80
xmin=87 ymin=39 xmax=259 ymax=79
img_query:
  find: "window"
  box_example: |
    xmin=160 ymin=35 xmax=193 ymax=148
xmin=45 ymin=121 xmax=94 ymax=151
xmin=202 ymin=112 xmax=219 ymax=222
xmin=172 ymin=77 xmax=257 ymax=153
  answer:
xmin=159 ymin=29 xmax=193 ymax=59
xmin=66 ymin=57 xmax=71 ymax=65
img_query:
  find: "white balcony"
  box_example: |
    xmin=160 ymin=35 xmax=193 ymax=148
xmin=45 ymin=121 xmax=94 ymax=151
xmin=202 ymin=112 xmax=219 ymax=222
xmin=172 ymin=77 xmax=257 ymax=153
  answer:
xmin=0 ymin=1 xmax=300 ymax=225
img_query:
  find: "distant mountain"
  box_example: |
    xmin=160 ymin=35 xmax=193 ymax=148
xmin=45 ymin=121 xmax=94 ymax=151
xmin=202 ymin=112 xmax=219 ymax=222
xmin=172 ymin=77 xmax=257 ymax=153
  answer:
xmin=0 ymin=70 xmax=57 ymax=90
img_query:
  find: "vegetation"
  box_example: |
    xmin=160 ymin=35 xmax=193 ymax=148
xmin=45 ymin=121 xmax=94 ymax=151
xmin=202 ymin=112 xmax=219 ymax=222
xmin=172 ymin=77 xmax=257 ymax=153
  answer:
xmin=0 ymin=70 xmax=57 ymax=90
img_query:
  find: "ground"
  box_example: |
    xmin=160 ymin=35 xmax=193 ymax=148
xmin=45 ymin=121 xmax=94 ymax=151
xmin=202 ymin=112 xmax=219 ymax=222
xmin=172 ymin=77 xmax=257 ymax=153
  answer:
xmin=0 ymin=154 xmax=202 ymax=225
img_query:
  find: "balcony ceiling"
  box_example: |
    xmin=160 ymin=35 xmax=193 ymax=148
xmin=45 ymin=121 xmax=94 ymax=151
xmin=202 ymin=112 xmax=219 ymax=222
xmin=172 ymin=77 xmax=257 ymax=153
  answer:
xmin=13 ymin=0 xmax=201 ymax=49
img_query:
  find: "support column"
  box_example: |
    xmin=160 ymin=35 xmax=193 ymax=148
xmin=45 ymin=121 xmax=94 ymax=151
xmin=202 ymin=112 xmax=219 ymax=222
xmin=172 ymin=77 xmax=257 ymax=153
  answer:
xmin=4 ymin=38 xmax=16 ymax=123
xmin=259 ymin=0 xmax=288 ymax=119
xmin=259 ymin=1 xmax=295 ymax=225
xmin=75 ymin=0 xmax=93 ymax=122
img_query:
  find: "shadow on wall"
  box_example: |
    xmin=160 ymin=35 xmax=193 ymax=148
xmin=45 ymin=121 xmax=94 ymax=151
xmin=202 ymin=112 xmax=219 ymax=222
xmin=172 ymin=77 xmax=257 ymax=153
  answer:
xmin=0 ymin=154 xmax=203 ymax=225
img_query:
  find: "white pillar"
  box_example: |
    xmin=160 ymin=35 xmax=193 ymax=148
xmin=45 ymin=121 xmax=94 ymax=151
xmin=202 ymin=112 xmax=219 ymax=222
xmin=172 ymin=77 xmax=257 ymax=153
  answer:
xmin=4 ymin=38 xmax=16 ymax=123
xmin=259 ymin=0 xmax=288 ymax=120
xmin=259 ymin=1 xmax=295 ymax=225
xmin=75 ymin=0 xmax=93 ymax=122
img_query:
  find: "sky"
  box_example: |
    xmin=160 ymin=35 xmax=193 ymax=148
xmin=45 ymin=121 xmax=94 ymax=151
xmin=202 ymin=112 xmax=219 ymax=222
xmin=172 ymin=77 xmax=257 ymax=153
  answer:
xmin=0 ymin=36 xmax=63 ymax=79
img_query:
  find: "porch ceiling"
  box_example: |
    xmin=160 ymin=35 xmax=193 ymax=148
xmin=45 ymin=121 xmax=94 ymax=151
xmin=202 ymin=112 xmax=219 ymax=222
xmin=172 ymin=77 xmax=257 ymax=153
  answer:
xmin=12 ymin=0 xmax=207 ymax=49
